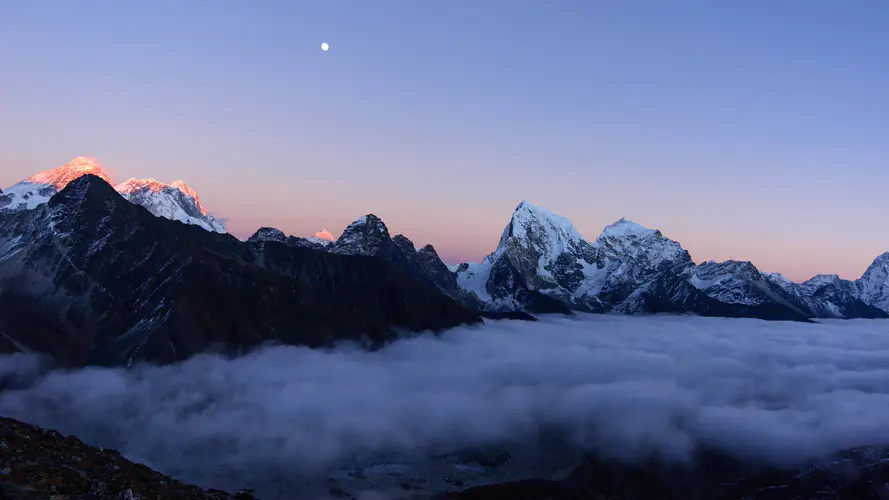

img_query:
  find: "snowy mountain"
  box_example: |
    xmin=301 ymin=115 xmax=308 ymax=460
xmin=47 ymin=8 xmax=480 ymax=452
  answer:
xmin=4 ymin=160 xmax=887 ymax=325
xmin=0 ymin=157 xmax=225 ymax=233
xmin=310 ymin=229 xmax=336 ymax=246
xmin=116 ymin=178 xmax=225 ymax=233
xmin=456 ymin=201 xmax=594 ymax=313
xmin=0 ymin=157 xmax=111 ymax=212
xmin=455 ymin=202 xmax=707 ymax=315
xmin=691 ymin=261 xmax=806 ymax=308
xmin=454 ymin=201 xmax=888 ymax=320
xmin=857 ymin=253 xmax=889 ymax=313
xmin=760 ymin=271 xmax=888 ymax=318
xmin=586 ymin=217 xmax=696 ymax=313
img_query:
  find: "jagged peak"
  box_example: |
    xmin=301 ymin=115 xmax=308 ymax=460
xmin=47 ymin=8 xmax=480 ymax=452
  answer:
xmin=598 ymin=217 xmax=656 ymax=239
xmin=697 ymin=259 xmax=761 ymax=275
xmin=871 ymin=252 xmax=889 ymax=264
xmin=765 ymin=272 xmax=795 ymax=284
xmin=514 ymin=200 xmax=537 ymax=211
xmin=330 ymin=214 xmax=391 ymax=256
xmin=313 ymin=229 xmax=336 ymax=242
xmin=169 ymin=179 xmax=199 ymax=199
xmin=805 ymin=273 xmax=841 ymax=283
xmin=116 ymin=177 xmax=167 ymax=193
xmin=115 ymin=177 xmax=209 ymax=215
xmin=344 ymin=214 xmax=388 ymax=234
xmin=247 ymin=227 xmax=287 ymax=244
xmin=502 ymin=200 xmax=585 ymax=248
xmin=28 ymin=157 xmax=112 ymax=189
xmin=860 ymin=252 xmax=889 ymax=280
xmin=49 ymin=173 xmax=119 ymax=206
xmin=419 ymin=244 xmax=438 ymax=255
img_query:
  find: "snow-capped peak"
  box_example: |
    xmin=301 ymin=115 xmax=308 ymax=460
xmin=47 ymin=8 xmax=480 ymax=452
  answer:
xmin=764 ymin=272 xmax=795 ymax=286
xmin=348 ymin=215 xmax=368 ymax=228
xmin=2 ymin=157 xmax=225 ymax=233
xmin=498 ymin=200 xmax=586 ymax=255
xmin=803 ymin=274 xmax=842 ymax=287
xmin=857 ymin=252 xmax=889 ymax=313
xmin=169 ymin=180 xmax=207 ymax=215
xmin=116 ymin=177 xmax=168 ymax=194
xmin=27 ymin=156 xmax=112 ymax=189
xmin=115 ymin=178 xmax=210 ymax=216
xmin=599 ymin=217 xmax=656 ymax=238
xmin=593 ymin=217 xmax=690 ymax=272
xmin=313 ymin=229 xmax=336 ymax=243
xmin=115 ymin=177 xmax=224 ymax=233
xmin=343 ymin=214 xmax=388 ymax=234
xmin=870 ymin=252 xmax=889 ymax=266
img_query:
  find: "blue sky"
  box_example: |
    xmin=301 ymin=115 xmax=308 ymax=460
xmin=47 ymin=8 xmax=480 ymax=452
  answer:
xmin=1 ymin=0 xmax=887 ymax=280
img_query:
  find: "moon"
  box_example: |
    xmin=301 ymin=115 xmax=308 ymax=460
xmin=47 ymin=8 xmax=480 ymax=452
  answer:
xmin=321 ymin=42 xmax=329 ymax=52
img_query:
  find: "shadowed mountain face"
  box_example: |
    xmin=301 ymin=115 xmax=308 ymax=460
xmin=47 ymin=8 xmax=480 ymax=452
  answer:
xmin=0 ymin=175 xmax=480 ymax=367
xmin=327 ymin=214 xmax=486 ymax=309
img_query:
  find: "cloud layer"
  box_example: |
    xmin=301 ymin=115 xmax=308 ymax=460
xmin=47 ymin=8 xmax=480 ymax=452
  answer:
xmin=2 ymin=315 xmax=889 ymax=497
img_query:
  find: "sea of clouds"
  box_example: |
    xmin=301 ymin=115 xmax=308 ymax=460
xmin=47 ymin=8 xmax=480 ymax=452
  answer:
xmin=2 ymin=314 xmax=889 ymax=497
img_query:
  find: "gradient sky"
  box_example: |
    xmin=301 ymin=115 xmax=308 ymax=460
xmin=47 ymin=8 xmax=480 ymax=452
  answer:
xmin=1 ymin=1 xmax=887 ymax=281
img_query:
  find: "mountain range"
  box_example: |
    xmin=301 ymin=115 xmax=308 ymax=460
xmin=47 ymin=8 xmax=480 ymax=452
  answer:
xmin=1 ymin=158 xmax=887 ymax=366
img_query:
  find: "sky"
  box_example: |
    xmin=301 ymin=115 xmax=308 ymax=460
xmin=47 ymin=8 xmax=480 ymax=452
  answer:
xmin=1 ymin=0 xmax=886 ymax=281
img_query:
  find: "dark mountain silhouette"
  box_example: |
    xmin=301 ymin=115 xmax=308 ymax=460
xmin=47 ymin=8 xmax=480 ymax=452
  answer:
xmin=0 ymin=175 xmax=480 ymax=367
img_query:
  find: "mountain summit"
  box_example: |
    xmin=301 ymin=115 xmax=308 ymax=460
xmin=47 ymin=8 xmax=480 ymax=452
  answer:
xmin=455 ymin=201 xmax=888 ymax=320
xmin=1 ymin=157 xmax=225 ymax=233
xmin=857 ymin=252 xmax=889 ymax=313
xmin=27 ymin=156 xmax=112 ymax=188
xmin=115 ymin=177 xmax=224 ymax=233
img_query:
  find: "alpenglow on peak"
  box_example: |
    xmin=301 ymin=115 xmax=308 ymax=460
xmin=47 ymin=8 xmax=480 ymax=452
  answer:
xmin=116 ymin=178 xmax=211 ymax=216
xmin=2 ymin=157 xmax=224 ymax=233
xmin=27 ymin=157 xmax=112 ymax=189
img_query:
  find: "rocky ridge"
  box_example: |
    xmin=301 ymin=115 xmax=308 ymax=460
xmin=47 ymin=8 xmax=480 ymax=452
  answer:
xmin=0 ymin=175 xmax=480 ymax=367
xmin=0 ymin=416 xmax=255 ymax=499
xmin=1 ymin=157 xmax=224 ymax=233
xmin=453 ymin=201 xmax=889 ymax=320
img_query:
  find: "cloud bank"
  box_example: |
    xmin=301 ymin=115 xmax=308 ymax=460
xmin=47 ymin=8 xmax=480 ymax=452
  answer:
xmin=2 ymin=315 xmax=889 ymax=497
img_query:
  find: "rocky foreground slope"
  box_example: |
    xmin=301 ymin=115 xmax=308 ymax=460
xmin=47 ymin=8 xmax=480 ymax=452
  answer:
xmin=4 ymin=415 xmax=889 ymax=500
xmin=0 ymin=417 xmax=255 ymax=499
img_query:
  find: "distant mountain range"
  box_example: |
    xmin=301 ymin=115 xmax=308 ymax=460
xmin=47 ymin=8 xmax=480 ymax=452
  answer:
xmin=1 ymin=158 xmax=887 ymax=366
xmin=249 ymin=199 xmax=889 ymax=322
xmin=0 ymin=159 xmax=478 ymax=367
xmin=1 ymin=157 xmax=225 ymax=232
xmin=452 ymin=201 xmax=889 ymax=321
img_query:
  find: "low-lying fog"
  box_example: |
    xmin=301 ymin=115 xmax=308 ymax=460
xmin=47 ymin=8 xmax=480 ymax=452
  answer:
xmin=2 ymin=315 xmax=889 ymax=498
